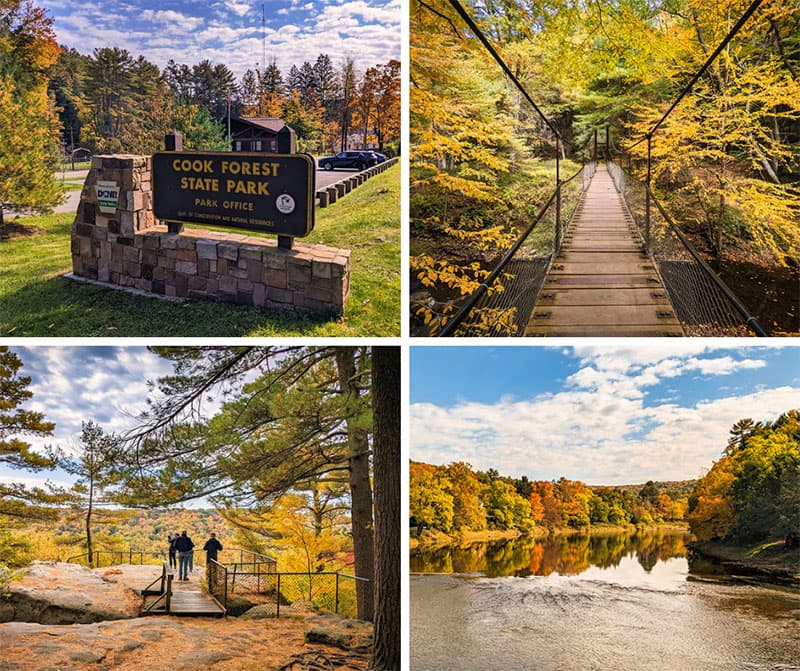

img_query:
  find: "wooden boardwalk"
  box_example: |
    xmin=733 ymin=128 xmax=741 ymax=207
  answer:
xmin=168 ymin=589 xmax=225 ymax=616
xmin=524 ymin=164 xmax=684 ymax=337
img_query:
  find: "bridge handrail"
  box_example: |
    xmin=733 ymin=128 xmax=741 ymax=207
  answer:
xmin=607 ymin=159 xmax=767 ymax=337
xmin=141 ymin=561 xmax=174 ymax=614
xmin=437 ymin=187 xmax=557 ymax=337
xmin=436 ymin=159 xmax=596 ymax=337
xmin=645 ymin=185 xmax=767 ymax=337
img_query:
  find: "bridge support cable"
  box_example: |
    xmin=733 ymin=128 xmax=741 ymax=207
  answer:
xmin=607 ymin=160 xmax=767 ymax=336
xmin=438 ymin=161 xmax=596 ymax=337
xmin=622 ymin=0 xmax=768 ymax=254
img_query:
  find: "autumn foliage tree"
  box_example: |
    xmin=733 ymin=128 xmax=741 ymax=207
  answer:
xmin=410 ymin=461 xmax=690 ymax=537
xmin=0 ymin=0 xmax=63 ymax=237
xmin=688 ymin=410 xmax=800 ymax=545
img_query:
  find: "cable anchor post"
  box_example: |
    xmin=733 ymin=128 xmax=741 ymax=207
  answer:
xmin=555 ymin=135 xmax=562 ymax=254
xmin=645 ymin=134 xmax=652 ymax=256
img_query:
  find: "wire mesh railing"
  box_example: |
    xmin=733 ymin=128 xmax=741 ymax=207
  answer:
xmin=216 ymin=547 xmax=278 ymax=573
xmin=607 ymin=159 xmax=767 ymax=336
xmin=207 ymin=558 xmax=228 ymax=610
xmin=65 ymin=549 xmax=166 ymax=567
xmin=438 ymin=160 xmax=596 ymax=337
xmin=208 ymin=559 xmax=366 ymax=620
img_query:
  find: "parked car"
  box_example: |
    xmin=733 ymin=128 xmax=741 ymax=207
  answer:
xmin=318 ymin=151 xmax=378 ymax=171
xmin=371 ymin=151 xmax=387 ymax=163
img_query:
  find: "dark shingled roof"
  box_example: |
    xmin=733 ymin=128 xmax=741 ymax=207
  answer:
xmin=234 ymin=117 xmax=285 ymax=132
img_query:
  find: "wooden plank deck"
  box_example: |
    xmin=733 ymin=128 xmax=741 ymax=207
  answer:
xmin=142 ymin=567 xmax=225 ymax=617
xmin=169 ymin=590 xmax=225 ymax=616
xmin=524 ymin=164 xmax=684 ymax=337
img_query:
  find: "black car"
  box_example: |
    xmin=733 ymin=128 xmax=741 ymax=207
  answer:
xmin=318 ymin=151 xmax=378 ymax=171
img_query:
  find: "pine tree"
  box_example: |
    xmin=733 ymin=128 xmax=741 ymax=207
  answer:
xmin=0 ymin=347 xmax=62 ymax=523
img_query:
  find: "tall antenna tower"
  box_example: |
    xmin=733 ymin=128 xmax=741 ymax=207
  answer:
xmin=262 ymin=3 xmax=266 ymax=74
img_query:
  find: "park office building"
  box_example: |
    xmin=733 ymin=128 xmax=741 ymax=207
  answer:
xmin=229 ymin=117 xmax=295 ymax=153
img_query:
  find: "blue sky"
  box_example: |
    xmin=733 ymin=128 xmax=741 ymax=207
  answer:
xmin=1 ymin=347 xmax=178 ymax=491
xmin=38 ymin=0 xmax=400 ymax=77
xmin=411 ymin=344 xmax=800 ymax=485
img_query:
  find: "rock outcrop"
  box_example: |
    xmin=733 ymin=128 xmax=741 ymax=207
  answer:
xmin=0 ymin=562 xmax=144 ymax=624
xmin=305 ymin=613 xmax=373 ymax=652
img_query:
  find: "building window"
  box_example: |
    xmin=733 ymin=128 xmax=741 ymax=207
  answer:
xmin=235 ymin=141 xmax=241 ymax=151
xmin=254 ymin=141 xmax=262 ymax=151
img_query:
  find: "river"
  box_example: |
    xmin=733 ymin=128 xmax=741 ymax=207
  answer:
xmin=410 ymin=530 xmax=800 ymax=670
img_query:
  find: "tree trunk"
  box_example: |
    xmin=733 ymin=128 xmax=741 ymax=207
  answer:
xmin=86 ymin=475 xmax=94 ymax=568
xmin=0 ymin=204 xmax=5 ymax=241
xmin=369 ymin=347 xmax=400 ymax=671
xmin=335 ymin=348 xmax=374 ymax=622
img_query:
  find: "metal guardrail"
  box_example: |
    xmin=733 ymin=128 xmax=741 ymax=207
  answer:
xmin=65 ymin=549 xmax=166 ymax=567
xmin=217 ymin=547 xmax=278 ymax=572
xmin=208 ymin=552 xmax=367 ymax=619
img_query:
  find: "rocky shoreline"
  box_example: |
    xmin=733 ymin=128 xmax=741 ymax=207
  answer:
xmin=688 ymin=540 xmax=800 ymax=587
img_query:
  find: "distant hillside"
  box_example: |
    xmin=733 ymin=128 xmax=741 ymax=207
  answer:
xmin=610 ymin=481 xmax=697 ymax=499
xmin=31 ymin=508 xmax=236 ymax=560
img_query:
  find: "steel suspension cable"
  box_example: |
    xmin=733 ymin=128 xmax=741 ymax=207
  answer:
xmin=445 ymin=0 xmax=561 ymax=139
xmin=627 ymin=0 xmax=767 ymax=149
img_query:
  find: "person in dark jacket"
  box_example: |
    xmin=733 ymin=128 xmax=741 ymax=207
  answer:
xmin=167 ymin=533 xmax=178 ymax=569
xmin=175 ymin=530 xmax=194 ymax=580
xmin=203 ymin=533 xmax=223 ymax=564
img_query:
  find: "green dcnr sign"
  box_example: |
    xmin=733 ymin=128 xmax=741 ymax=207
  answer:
xmin=96 ymin=181 xmax=120 ymax=213
xmin=152 ymin=152 xmax=315 ymax=237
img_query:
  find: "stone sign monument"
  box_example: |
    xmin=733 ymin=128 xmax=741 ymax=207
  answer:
xmin=70 ymin=154 xmax=350 ymax=315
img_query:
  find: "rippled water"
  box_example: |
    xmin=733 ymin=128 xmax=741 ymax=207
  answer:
xmin=410 ymin=532 xmax=800 ymax=671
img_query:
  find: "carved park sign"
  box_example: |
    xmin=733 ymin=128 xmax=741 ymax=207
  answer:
xmin=152 ymin=152 xmax=315 ymax=236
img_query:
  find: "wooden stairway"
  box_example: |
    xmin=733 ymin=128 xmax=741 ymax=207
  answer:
xmin=524 ymin=164 xmax=684 ymax=336
xmin=141 ymin=563 xmax=225 ymax=617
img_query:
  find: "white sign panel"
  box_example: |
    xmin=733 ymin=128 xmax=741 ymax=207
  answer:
xmin=96 ymin=181 xmax=120 ymax=214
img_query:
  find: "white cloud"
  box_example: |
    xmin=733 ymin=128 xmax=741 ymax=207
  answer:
xmin=227 ymin=0 xmax=252 ymax=17
xmin=42 ymin=0 xmax=400 ymax=78
xmin=140 ymin=9 xmax=203 ymax=30
xmin=411 ymin=347 xmax=797 ymax=484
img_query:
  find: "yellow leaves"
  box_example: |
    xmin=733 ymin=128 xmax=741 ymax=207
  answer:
xmin=443 ymin=224 xmax=516 ymax=252
xmin=410 ymin=253 xmax=490 ymax=296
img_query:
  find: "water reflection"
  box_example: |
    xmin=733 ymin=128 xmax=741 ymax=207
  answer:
xmin=411 ymin=528 xmax=692 ymax=578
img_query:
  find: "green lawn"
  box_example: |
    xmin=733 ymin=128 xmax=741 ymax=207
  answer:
xmin=0 ymin=165 xmax=400 ymax=337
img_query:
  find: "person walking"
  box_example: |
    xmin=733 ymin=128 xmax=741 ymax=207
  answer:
xmin=167 ymin=533 xmax=178 ymax=569
xmin=174 ymin=530 xmax=195 ymax=580
xmin=203 ymin=533 xmax=223 ymax=565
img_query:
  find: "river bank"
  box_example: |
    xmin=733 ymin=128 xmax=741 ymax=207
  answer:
xmin=409 ymin=523 xmax=690 ymax=551
xmin=689 ymin=539 xmax=800 ymax=587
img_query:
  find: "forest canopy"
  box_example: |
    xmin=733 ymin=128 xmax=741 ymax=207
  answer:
xmin=688 ymin=409 xmax=800 ymax=545
xmin=409 ymin=461 xmax=691 ymax=534
xmin=410 ymin=0 xmax=800 ymax=333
